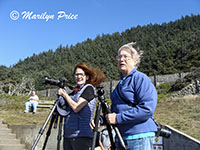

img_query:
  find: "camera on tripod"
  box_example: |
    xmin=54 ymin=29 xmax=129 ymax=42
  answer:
xmin=44 ymin=76 xmax=70 ymax=116
xmin=45 ymin=76 xmax=67 ymax=88
xmin=32 ymin=77 xmax=69 ymax=150
xmin=92 ymin=85 xmax=127 ymax=150
xmin=96 ymin=85 xmax=105 ymax=96
xmin=155 ymin=121 xmax=172 ymax=138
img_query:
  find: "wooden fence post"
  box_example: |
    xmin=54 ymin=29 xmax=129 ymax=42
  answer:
xmin=154 ymin=75 xmax=157 ymax=87
xmin=110 ymin=80 xmax=113 ymax=96
xmin=195 ymin=80 xmax=199 ymax=94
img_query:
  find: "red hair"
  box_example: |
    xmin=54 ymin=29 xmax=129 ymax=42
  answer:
xmin=74 ymin=63 xmax=106 ymax=87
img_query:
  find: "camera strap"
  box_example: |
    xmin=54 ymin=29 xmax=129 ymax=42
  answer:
xmin=116 ymin=83 xmax=156 ymax=122
xmin=70 ymin=84 xmax=85 ymax=93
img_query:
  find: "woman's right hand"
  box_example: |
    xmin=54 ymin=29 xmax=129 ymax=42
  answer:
xmin=57 ymin=88 xmax=66 ymax=97
xmin=90 ymin=119 xmax=95 ymax=130
xmin=90 ymin=119 xmax=100 ymax=130
xmin=106 ymin=113 xmax=117 ymax=124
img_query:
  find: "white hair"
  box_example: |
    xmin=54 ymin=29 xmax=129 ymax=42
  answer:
xmin=118 ymin=42 xmax=143 ymax=66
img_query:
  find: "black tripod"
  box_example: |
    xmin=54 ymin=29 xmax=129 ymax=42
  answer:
xmin=91 ymin=86 xmax=127 ymax=150
xmin=31 ymin=98 xmax=64 ymax=150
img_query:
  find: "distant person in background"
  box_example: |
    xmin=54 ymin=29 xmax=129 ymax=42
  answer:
xmin=24 ymin=91 xmax=39 ymax=114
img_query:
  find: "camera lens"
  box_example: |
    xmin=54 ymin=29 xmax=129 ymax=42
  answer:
xmin=159 ymin=128 xmax=172 ymax=138
xmin=44 ymin=77 xmax=66 ymax=88
xmin=155 ymin=121 xmax=172 ymax=138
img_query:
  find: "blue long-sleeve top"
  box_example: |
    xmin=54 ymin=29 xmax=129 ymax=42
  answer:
xmin=110 ymin=67 xmax=157 ymax=137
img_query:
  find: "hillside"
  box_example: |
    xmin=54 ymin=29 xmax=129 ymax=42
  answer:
xmin=0 ymin=14 xmax=200 ymax=91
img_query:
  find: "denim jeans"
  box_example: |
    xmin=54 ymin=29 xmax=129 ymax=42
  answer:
xmin=25 ymin=101 xmax=38 ymax=112
xmin=116 ymin=136 xmax=155 ymax=150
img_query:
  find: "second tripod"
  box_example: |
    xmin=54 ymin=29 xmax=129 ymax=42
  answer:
xmin=91 ymin=86 xmax=127 ymax=150
xmin=31 ymin=97 xmax=67 ymax=150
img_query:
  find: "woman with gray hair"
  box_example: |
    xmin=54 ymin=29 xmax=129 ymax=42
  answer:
xmin=105 ymin=42 xmax=158 ymax=150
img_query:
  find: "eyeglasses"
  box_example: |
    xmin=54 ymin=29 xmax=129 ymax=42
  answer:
xmin=116 ymin=55 xmax=132 ymax=61
xmin=74 ymin=73 xmax=85 ymax=77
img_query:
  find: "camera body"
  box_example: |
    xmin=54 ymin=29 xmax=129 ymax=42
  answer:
xmin=155 ymin=121 xmax=172 ymax=138
xmin=45 ymin=76 xmax=70 ymax=116
xmin=45 ymin=76 xmax=66 ymax=88
xmin=96 ymin=85 xmax=105 ymax=96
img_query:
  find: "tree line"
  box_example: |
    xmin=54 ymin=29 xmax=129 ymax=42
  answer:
xmin=0 ymin=14 xmax=200 ymax=93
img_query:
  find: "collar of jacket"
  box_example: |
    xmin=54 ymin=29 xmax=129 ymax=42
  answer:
xmin=120 ymin=66 xmax=137 ymax=80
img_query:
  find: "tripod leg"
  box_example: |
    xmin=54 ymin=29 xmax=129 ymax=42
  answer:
xmin=105 ymin=122 xmax=116 ymax=150
xmin=102 ymin=102 xmax=126 ymax=150
xmin=42 ymin=112 xmax=57 ymax=150
xmin=31 ymin=100 xmax=58 ymax=150
xmin=54 ymin=113 xmax=59 ymax=129
xmin=91 ymin=102 xmax=102 ymax=150
xmin=112 ymin=125 xmax=127 ymax=150
xmin=101 ymin=102 xmax=116 ymax=150
xmin=57 ymin=116 xmax=63 ymax=150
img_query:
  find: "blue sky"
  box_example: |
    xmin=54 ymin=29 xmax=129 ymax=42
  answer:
xmin=0 ymin=0 xmax=199 ymax=67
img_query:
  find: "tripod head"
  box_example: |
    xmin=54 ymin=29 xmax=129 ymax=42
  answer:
xmin=96 ymin=85 xmax=106 ymax=103
xmin=96 ymin=85 xmax=104 ymax=96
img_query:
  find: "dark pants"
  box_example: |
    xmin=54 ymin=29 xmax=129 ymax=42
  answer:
xmin=63 ymin=137 xmax=92 ymax=150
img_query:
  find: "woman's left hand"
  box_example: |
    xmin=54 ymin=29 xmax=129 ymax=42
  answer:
xmin=106 ymin=113 xmax=117 ymax=124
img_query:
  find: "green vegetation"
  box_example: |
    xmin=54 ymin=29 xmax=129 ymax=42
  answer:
xmin=0 ymin=14 xmax=200 ymax=91
xmin=169 ymin=68 xmax=200 ymax=92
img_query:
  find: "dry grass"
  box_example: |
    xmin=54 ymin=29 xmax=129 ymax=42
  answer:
xmin=154 ymin=94 xmax=200 ymax=141
xmin=0 ymin=94 xmax=200 ymax=141
xmin=0 ymin=110 xmax=50 ymax=125
xmin=0 ymin=94 xmax=53 ymax=125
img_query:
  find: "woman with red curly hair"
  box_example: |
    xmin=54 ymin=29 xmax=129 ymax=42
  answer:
xmin=57 ymin=63 xmax=105 ymax=150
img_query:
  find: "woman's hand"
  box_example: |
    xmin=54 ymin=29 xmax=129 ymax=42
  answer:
xmin=58 ymin=88 xmax=88 ymax=113
xmin=90 ymin=119 xmax=95 ymax=130
xmin=106 ymin=113 xmax=117 ymax=124
xmin=57 ymin=88 xmax=66 ymax=97
xmin=90 ymin=119 xmax=101 ymax=130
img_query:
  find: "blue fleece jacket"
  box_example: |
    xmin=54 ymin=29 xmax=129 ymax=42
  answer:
xmin=110 ymin=67 xmax=157 ymax=137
